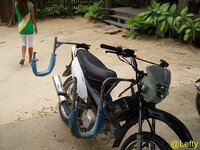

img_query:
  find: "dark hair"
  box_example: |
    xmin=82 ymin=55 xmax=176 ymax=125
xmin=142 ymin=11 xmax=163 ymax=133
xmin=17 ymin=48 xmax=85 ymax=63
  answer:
xmin=17 ymin=0 xmax=29 ymax=17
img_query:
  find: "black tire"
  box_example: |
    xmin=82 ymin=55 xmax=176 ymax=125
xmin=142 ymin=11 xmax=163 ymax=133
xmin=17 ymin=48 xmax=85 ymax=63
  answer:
xmin=59 ymin=76 xmax=74 ymax=125
xmin=196 ymin=93 xmax=200 ymax=116
xmin=121 ymin=132 xmax=172 ymax=150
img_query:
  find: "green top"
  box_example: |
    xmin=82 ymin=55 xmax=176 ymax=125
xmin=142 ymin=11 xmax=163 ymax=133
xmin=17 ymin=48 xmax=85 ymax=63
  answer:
xmin=14 ymin=1 xmax=34 ymax=34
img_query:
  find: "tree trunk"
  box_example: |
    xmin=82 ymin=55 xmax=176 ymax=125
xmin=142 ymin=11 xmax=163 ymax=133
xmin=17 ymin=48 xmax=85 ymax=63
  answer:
xmin=178 ymin=0 xmax=189 ymax=14
xmin=105 ymin=0 xmax=112 ymax=8
xmin=0 ymin=0 xmax=15 ymax=25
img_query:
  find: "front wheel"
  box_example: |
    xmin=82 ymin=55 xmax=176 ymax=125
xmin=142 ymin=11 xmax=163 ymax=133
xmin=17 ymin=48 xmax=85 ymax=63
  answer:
xmin=59 ymin=76 xmax=74 ymax=125
xmin=121 ymin=132 xmax=172 ymax=150
xmin=196 ymin=93 xmax=200 ymax=116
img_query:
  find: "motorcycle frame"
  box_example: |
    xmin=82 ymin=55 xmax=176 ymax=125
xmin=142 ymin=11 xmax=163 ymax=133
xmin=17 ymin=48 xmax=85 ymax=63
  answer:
xmin=66 ymin=45 xmax=193 ymax=148
xmin=31 ymin=37 xmax=193 ymax=148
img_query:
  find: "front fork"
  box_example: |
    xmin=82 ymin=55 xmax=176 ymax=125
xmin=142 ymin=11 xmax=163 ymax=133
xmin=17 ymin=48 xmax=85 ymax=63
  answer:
xmin=137 ymin=99 xmax=156 ymax=150
xmin=137 ymin=99 xmax=143 ymax=149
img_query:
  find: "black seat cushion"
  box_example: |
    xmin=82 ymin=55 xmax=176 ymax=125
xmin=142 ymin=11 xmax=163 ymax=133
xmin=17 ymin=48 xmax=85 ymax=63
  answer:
xmin=77 ymin=50 xmax=117 ymax=83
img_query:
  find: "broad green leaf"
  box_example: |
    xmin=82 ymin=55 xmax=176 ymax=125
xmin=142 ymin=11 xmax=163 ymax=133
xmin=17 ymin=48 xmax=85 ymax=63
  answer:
xmin=142 ymin=14 xmax=150 ymax=20
xmin=146 ymin=16 xmax=153 ymax=23
xmin=162 ymin=12 xmax=169 ymax=15
xmin=186 ymin=18 xmax=193 ymax=24
xmin=185 ymin=29 xmax=191 ymax=34
xmin=180 ymin=7 xmax=188 ymax=17
xmin=192 ymin=33 xmax=196 ymax=41
xmin=167 ymin=17 xmax=173 ymax=26
xmin=174 ymin=16 xmax=181 ymax=22
xmin=157 ymin=10 xmax=161 ymax=14
xmin=196 ymin=28 xmax=200 ymax=31
xmin=195 ymin=18 xmax=200 ymax=22
xmin=169 ymin=4 xmax=177 ymax=14
xmin=151 ymin=0 xmax=159 ymax=9
xmin=153 ymin=16 xmax=158 ymax=25
xmin=183 ymin=33 xmax=189 ymax=41
xmin=160 ymin=3 xmax=170 ymax=12
xmin=160 ymin=20 xmax=166 ymax=31
xmin=178 ymin=24 xmax=187 ymax=33
xmin=193 ymin=22 xmax=200 ymax=28
xmin=157 ymin=16 xmax=166 ymax=21
xmin=186 ymin=13 xmax=194 ymax=17
xmin=138 ymin=12 xmax=148 ymax=17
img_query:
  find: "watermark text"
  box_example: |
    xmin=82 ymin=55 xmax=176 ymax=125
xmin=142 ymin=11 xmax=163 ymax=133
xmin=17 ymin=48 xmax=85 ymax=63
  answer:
xmin=170 ymin=140 xmax=198 ymax=149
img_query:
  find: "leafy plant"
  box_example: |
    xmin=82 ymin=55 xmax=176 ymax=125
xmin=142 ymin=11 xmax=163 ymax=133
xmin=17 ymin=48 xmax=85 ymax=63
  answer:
xmin=64 ymin=0 xmax=74 ymax=17
xmin=126 ymin=1 xmax=171 ymax=37
xmin=85 ymin=1 xmax=105 ymax=21
xmin=126 ymin=16 xmax=150 ymax=31
xmin=174 ymin=7 xmax=194 ymax=30
xmin=49 ymin=4 xmax=64 ymax=16
xmin=122 ymin=30 xmax=138 ymax=39
xmin=139 ymin=1 xmax=178 ymax=37
xmin=179 ymin=18 xmax=200 ymax=43
xmin=75 ymin=5 xmax=89 ymax=15
xmin=34 ymin=8 xmax=48 ymax=19
xmin=33 ymin=0 xmax=48 ymax=19
xmin=124 ymin=0 xmax=200 ymax=44
xmin=156 ymin=3 xmax=177 ymax=37
xmin=174 ymin=7 xmax=194 ymax=40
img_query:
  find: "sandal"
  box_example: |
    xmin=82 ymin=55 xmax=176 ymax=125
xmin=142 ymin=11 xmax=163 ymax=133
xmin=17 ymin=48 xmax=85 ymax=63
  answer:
xmin=19 ymin=59 xmax=25 ymax=65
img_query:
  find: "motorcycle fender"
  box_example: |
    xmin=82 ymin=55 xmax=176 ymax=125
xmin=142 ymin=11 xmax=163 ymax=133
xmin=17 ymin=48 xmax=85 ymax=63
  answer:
xmin=112 ymin=117 xmax=138 ymax=147
xmin=112 ymin=108 xmax=193 ymax=148
xmin=71 ymin=57 xmax=88 ymax=102
xmin=62 ymin=62 xmax=71 ymax=77
xmin=195 ymin=80 xmax=200 ymax=94
xmin=147 ymin=107 xmax=193 ymax=143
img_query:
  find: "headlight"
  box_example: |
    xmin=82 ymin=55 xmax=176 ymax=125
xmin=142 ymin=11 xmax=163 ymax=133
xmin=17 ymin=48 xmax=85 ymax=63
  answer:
xmin=141 ymin=65 xmax=171 ymax=104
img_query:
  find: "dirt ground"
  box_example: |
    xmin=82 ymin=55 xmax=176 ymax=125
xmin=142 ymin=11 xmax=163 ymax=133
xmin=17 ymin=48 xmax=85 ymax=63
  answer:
xmin=0 ymin=16 xmax=200 ymax=150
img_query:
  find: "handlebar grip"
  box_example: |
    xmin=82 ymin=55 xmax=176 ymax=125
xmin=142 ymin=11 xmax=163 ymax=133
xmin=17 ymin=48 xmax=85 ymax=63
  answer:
xmin=100 ymin=44 xmax=119 ymax=52
xmin=33 ymin=52 xmax=37 ymax=59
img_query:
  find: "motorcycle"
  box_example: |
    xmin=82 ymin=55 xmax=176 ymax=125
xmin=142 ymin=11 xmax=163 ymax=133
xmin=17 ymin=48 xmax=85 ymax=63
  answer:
xmin=31 ymin=37 xmax=193 ymax=150
xmin=195 ymin=79 xmax=200 ymax=116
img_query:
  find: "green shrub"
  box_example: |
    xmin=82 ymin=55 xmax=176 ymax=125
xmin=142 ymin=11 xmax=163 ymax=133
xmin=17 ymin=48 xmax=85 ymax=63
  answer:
xmin=75 ymin=5 xmax=89 ymax=15
xmin=85 ymin=1 xmax=105 ymax=21
xmin=125 ymin=0 xmax=200 ymax=44
xmin=49 ymin=4 xmax=64 ymax=16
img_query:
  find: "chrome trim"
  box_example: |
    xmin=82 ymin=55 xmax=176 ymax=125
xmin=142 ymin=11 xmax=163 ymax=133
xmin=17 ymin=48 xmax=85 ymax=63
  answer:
xmin=52 ymin=75 xmax=67 ymax=103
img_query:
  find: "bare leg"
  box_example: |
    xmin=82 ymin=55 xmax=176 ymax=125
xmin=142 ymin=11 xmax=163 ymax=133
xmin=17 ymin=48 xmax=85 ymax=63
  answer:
xmin=22 ymin=45 xmax=26 ymax=59
xmin=19 ymin=45 xmax=26 ymax=65
xmin=28 ymin=47 xmax=33 ymax=63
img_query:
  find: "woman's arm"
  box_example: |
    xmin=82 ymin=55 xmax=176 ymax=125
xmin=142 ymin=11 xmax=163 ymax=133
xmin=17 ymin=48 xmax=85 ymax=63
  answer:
xmin=30 ymin=3 xmax=38 ymax=34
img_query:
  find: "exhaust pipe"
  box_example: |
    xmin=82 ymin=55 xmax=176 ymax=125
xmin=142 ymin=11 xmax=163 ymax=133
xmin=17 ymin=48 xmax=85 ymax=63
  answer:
xmin=52 ymin=75 xmax=67 ymax=103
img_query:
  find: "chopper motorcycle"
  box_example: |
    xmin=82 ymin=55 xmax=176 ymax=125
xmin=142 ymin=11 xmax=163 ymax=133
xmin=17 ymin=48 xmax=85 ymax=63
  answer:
xmin=195 ymin=79 xmax=200 ymax=116
xmin=31 ymin=37 xmax=193 ymax=149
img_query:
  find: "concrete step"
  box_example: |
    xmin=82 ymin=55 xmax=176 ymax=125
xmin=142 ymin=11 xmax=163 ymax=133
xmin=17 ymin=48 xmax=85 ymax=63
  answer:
xmin=109 ymin=15 xmax=129 ymax=21
xmin=104 ymin=20 xmax=127 ymax=28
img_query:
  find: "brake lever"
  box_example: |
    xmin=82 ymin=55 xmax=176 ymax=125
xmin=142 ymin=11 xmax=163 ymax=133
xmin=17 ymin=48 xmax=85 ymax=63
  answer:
xmin=105 ymin=50 xmax=117 ymax=54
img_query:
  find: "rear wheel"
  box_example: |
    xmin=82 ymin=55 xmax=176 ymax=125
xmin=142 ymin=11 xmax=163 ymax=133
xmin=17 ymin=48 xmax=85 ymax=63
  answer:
xmin=121 ymin=132 xmax=172 ymax=150
xmin=59 ymin=76 xmax=73 ymax=125
xmin=196 ymin=93 xmax=200 ymax=116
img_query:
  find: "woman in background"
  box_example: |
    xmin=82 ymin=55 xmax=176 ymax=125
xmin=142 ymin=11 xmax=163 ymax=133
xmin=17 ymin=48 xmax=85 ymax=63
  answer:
xmin=14 ymin=0 xmax=38 ymax=65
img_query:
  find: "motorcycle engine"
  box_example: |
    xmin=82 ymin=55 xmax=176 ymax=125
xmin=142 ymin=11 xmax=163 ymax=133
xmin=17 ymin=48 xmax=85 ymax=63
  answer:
xmin=81 ymin=109 xmax=96 ymax=130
